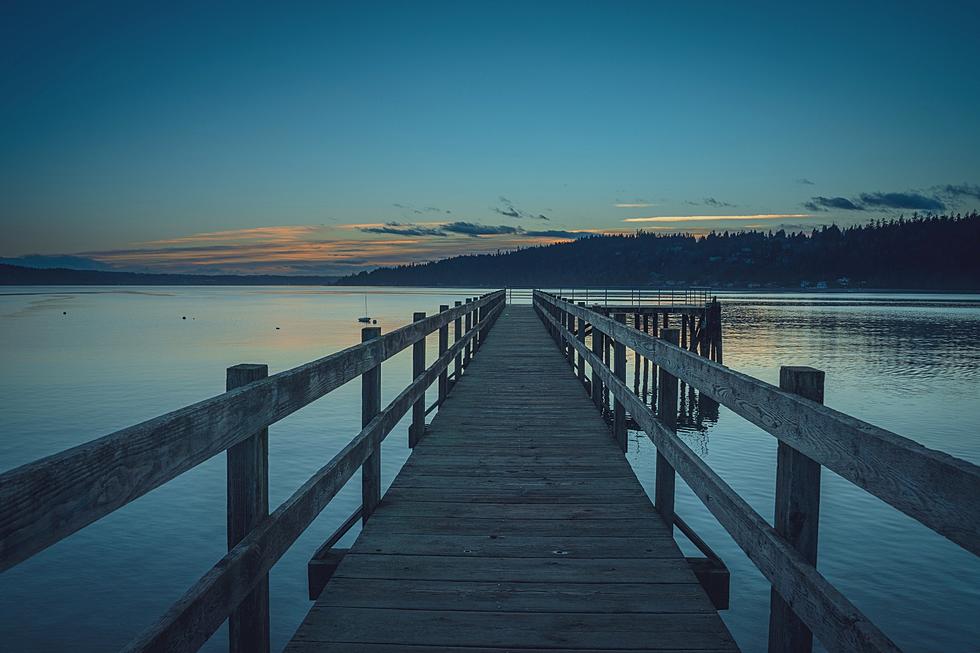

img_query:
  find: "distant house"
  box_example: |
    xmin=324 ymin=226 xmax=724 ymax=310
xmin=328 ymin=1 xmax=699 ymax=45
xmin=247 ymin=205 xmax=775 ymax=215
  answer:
xmin=815 ymin=281 xmax=828 ymax=289
xmin=837 ymin=277 xmax=850 ymax=287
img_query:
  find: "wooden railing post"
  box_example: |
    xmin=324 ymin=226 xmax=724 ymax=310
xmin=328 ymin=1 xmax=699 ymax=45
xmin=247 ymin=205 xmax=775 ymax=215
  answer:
xmin=566 ymin=305 xmax=575 ymax=366
xmin=409 ymin=312 xmax=426 ymax=448
xmin=225 ymin=363 xmax=270 ymax=653
xmin=464 ymin=298 xmax=473 ymax=367
xmin=361 ymin=326 xmax=382 ymax=523
xmin=438 ymin=304 xmax=449 ymax=403
xmin=655 ymin=328 xmax=680 ymax=531
xmin=768 ymin=366 xmax=825 ymax=653
xmin=453 ymin=300 xmax=463 ymax=381
xmin=577 ymin=302 xmax=586 ymax=385
xmin=613 ymin=313 xmax=627 ymax=452
xmin=591 ymin=322 xmax=604 ymax=409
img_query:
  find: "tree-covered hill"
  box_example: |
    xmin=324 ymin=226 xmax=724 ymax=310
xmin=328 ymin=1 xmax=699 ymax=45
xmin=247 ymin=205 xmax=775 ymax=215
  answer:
xmin=336 ymin=213 xmax=980 ymax=290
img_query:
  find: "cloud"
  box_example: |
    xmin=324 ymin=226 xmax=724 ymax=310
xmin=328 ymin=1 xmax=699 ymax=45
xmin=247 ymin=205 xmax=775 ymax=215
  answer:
xmin=702 ymin=197 xmax=735 ymax=208
xmin=803 ymin=196 xmax=864 ymax=211
xmin=442 ymin=222 xmax=519 ymax=237
xmin=492 ymin=196 xmax=550 ymax=220
xmin=524 ymin=229 xmax=591 ymax=239
xmin=359 ymin=222 xmax=448 ymax=237
xmin=139 ymin=226 xmax=321 ymax=246
xmin=614 ymin=198 xmax=653 ymax=208
xmin=393 ymin=203 xmax=451 ymax=215
xmin=0 ymin=254 xmax=115 ymax=271
xmin=796 ymin=178 xmax=815 ymax=185
xmin=624 ymin=214 xmax=810 ymax=223
xmin=858 ymin=192 xmax=945 ymax=211
xmin=937 ymin=183 xmax=980 ymax=201
xmin=685 ymin=197 xmax=735 ymax=208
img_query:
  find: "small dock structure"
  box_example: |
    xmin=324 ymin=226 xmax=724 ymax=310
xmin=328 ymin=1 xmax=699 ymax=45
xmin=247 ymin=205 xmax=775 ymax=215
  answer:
xmin=1 ymin=289 xmax=978 ymax=653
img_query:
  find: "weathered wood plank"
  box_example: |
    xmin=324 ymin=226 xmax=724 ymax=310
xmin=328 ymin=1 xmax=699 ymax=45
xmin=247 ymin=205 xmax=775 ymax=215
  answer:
xmin=358 ymin=514 xmax=666 ymax=537
xmin=313 ymin=577 xmax=715 ymax=612
xmin=286 ymin=645 xmax=735 ymax=653
xmin=332 ymin=553 xmax=698 ymax=583
xmin=290 ymin=608 xmax=738 ymax=650
xmin=349 ymin=533 xmax=677 ymax=558
xmin=374 ymin=499 xmax=658 ymax=520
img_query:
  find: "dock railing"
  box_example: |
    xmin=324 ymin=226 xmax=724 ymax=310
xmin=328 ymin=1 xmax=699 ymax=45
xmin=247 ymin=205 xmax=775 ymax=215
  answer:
xmin=508 ymin=286 xmax=711 ymax=308
xmin=534 ymin=290 xmax=980 ymax=653
xmin=0 ymin=290 xmax=506 ymax=653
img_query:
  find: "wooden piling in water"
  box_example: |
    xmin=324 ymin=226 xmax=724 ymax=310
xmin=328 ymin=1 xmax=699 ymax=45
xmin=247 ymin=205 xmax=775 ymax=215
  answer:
xmin=768 ymin=366 xmax=824 ymax=653
xmin=226 ymin=363 xmax=271 ymax=653
xmin=438 ymin=304 xmax=449 ymax=404
xmin=409 ymin=312 xmax=426 ymax=448
xmin=655 ymin=328 xmax=680 ymax=532
xmin=613 ymin=313 xmax=627 ymax=451
xmin=361 ymin=326 xmax=382 ymax=523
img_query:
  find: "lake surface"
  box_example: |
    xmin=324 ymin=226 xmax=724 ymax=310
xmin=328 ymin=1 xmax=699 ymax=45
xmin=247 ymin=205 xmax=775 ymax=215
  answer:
xmin=1 ymin=287 xmax=978 ymax=652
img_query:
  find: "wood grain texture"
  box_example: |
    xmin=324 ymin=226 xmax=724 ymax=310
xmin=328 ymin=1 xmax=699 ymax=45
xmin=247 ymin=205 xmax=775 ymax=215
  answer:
xmin=0 ymin=291 xmax=505 ymax=572
xmin=287 ymin=304 xmax=737 ymax=652
xmin=536 ymin=291 xmax=980 ymax=556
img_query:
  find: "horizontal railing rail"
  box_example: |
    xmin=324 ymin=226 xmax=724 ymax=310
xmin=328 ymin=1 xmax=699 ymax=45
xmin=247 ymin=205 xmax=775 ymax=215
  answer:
xmin=506 ymin=286 xmax=711 ymax=308
xmin=508 ymin=287 xmax=711 ymax=307
xmin=533 ymin=290 xmax=980 ymax=653
xmin=0 ymin=291 xmax=504 ymax=573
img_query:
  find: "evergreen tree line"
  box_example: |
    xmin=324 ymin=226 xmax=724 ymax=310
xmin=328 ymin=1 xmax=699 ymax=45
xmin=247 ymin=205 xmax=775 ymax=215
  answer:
xmin=336 ymin=213 xmax=980 ymax=290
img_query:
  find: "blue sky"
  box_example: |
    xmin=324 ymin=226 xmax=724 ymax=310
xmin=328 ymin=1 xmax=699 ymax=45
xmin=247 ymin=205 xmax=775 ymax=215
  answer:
xmin=2 ymin=1 xmax=979 ymax=274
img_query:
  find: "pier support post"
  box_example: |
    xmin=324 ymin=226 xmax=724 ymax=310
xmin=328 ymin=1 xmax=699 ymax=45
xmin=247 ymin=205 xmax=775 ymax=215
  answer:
xmin=464 ymin=298 xmax=473 ymax=367
xmin=633 ymin=313 xmax=641 ymax=394
xmin=226 ymin=363 xmax=270 ymax=653
xmin=438 ymin=305 xmax=449 ymax=403
xmin=453 ymin=301 xmax=463 ymax=382
xmin=476 ymin=300 xmax=484 ymax=351
xmin=655 ymin=328 xmax=680 ymax=531
xmin=642 ymin=314 xmax=650 ymax=401
xmin=410 ymin=312 xmax=426 ymax=448
xmin=613 ymin=313 xmax=627 ymax=452
xmin=577 ymin=302 xmax=586 ymax=385
xmin=768 ymin=367 xmax=824 ymax=653
xmin=567 ymin=307 xmax=576 ymax=367
xmin=361 ymin=326 xmax=382 ymax=523
xmin=591 ymin=322 xmax=604 ymax=409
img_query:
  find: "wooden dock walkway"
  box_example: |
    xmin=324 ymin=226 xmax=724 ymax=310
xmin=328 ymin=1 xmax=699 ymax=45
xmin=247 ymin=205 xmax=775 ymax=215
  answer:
xmin=285 ymin=305 xmax=738 ymax=652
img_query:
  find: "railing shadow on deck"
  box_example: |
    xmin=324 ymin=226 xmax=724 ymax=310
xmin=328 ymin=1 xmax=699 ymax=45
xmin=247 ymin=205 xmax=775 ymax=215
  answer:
xmin=534 ymin=290 xmax=980 ymax=653
xmin=0 ymin=290 xmax=507 ymax=653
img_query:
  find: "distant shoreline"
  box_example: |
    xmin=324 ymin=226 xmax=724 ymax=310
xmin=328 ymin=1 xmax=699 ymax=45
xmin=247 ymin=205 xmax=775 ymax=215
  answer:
xmin=2 ymin=264 xmax=978 ymax=294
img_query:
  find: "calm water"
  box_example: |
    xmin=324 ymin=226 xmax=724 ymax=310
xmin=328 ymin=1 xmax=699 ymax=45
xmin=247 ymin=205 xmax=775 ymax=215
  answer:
xmin=1 ymin=287 xmax=978 ymax=652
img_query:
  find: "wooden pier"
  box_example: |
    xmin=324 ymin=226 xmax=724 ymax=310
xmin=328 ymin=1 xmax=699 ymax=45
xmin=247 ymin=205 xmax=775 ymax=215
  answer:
xmin=1 ymin=288 xmax=978 ymax=653
xmin=287 ymin=304 xmax=736 ymax=651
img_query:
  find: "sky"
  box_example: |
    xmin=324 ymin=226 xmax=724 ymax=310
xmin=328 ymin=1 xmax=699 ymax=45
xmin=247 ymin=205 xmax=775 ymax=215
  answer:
xmin=2 ymin=1 xmax=979 ymax=275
